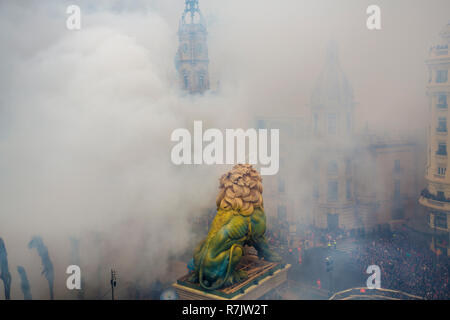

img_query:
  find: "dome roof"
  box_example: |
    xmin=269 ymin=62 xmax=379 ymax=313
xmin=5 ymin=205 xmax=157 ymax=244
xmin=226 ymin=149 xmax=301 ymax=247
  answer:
xmin=311 ymin=42 xmax=354 ymax=109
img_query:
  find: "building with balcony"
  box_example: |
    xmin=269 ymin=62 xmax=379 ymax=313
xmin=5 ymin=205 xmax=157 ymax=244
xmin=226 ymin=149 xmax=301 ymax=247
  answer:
xmin=419 ymin=21 xmax=450 ymax=257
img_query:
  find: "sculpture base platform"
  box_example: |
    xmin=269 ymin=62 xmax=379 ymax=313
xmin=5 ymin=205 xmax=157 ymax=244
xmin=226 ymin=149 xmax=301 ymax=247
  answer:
xmin=173 ymin=255 xmax=291 ymax=300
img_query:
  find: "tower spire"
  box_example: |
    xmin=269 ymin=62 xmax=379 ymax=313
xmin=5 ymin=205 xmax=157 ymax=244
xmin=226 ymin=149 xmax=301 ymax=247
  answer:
xmin=181 ymin=0 xmax=204 ymax=26
xmin=325 ymin=40 xmax=339 ymax=65
xmin=184 ymin=0 xmax=199 ymax=17
xmin=175 ymin=0 xmax=210 ymax=94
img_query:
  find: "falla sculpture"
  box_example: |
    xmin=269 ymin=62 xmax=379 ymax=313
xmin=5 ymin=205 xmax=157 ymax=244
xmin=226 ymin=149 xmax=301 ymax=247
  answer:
xmin=189 ymin=164 xmax=281 ymax=290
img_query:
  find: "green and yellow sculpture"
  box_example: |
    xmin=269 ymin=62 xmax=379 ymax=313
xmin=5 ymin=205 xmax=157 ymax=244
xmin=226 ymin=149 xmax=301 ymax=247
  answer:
xmin=189 ymin=164 xmax=281 ymax=290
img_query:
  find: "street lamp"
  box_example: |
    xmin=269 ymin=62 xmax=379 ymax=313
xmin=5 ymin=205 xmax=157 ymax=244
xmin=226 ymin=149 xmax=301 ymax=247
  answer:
xmin=325 ymin=256 xmax=334 ymax=297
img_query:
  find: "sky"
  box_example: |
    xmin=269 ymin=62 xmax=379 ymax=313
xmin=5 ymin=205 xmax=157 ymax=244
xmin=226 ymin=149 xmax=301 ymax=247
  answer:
xmin=0 ymin=0 xmax=448 ymax=299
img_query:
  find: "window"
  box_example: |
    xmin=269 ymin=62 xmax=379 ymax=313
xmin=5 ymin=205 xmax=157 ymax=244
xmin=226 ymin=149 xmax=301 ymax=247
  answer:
xmin=277 ymin=205 xmax=287 ymax=221
xmin=435 ymin=212 xmax=448 ymax=229
xmin=328 ymin=113 xmax=337 ymax=135
xmin=198 ymin=74 xmax=204 ymax=88
xmin=435 ymin=233 xmax=448 ymax=247
xmin=196 ymin=44 xmax=203 ymax=56
xmin=438 ymin=95 xmax=448 ymax=108
xmin=394 ymin=160 xmax=401 ymax=172
xmin=438 ymin=167 xmax=447 ymax=176
xmin=392 ymin=207 xmax=404 ymax=220
xmin=278 ymin=178 xmax=286 ymax=193
xmin=328 ymin=180 xmax=338 ymax=202
xmin=346 ymin=179 xmax=351 ymax=200
xmin=438 ymin=117 xmax=447 ymax=132
xmin=327 ymin=213 xmax=339 ymax=230
xmin=436 ymin=70 xmax=448 ymax=83
xmin=394 ymin=180 xmax=400 ymax=198
xmin=327 ymin=161 xmax=338 ymax=175
xmin=437 ymin=143 xmax=447 ymax=156
xmin=437 ymin=191 xmax=445 ymax=200
xmin=183 ymin=74 xmax=189 ymax=89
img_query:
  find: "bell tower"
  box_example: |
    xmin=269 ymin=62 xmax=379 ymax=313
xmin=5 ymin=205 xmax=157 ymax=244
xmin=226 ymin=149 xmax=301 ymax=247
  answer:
xmin=175 ymin=0 xmax=210 ymax=94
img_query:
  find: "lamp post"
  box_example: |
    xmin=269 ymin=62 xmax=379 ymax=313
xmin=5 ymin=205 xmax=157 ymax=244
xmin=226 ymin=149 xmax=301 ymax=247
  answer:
xmin=325 ymin=256 xmax=333 ymax=297
xmin=434 ymin=215 xmax=438 ymax=272
xmin=110 ymin=269 xmax=117 ymax=300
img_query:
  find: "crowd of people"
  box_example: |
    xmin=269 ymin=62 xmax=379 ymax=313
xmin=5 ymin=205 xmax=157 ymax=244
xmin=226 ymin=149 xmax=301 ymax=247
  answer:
xmin=350 ymin=231 xmax=449 ymax=299
xmin=267 ymin=222 xmax=449 ymax=300
xmin=196 ymin=212 xmax=449 ymax=300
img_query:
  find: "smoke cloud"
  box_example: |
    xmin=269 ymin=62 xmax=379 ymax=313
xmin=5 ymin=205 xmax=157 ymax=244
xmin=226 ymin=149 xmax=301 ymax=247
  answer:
xmin=0 ymin=0 xmax=448 ymax=299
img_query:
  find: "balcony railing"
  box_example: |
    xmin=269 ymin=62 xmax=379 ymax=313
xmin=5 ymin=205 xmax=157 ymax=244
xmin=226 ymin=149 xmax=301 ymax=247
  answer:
xmin=430 ymin=44 xmax=449 ymax=56
xmin=436 ymin=127 xmax=448 ymax=133
xmin=436 ymin=150 xmax=447 ymax=156
xmin=421 ymin=188 xmax=450 ymax=203
xmin=437 ymin=103 xmax=448 ymax=109
xmin=436 ymin=77 xmax=448 ymax=84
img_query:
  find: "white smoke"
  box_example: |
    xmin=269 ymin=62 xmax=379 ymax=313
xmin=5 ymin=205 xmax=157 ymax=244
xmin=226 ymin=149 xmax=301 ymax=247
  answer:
xmin=0 ymin=0 xmax=448 ymax=299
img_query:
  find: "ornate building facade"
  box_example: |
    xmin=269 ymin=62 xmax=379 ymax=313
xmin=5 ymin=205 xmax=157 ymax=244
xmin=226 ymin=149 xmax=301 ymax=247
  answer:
xmin=310 ymin=44 xmax=419 ymax=233
xmin=354 ymin=134 xmax=419 ymax=231
xmin=419 ymin=21 xmax=450 ymax=256
xmin=175 ymin=0 xmax=210 ymax=94
xmin=310 ymin=42 xmax=357 ymax=231
xmin=260 ymin=43 xmax=420 ymax=241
